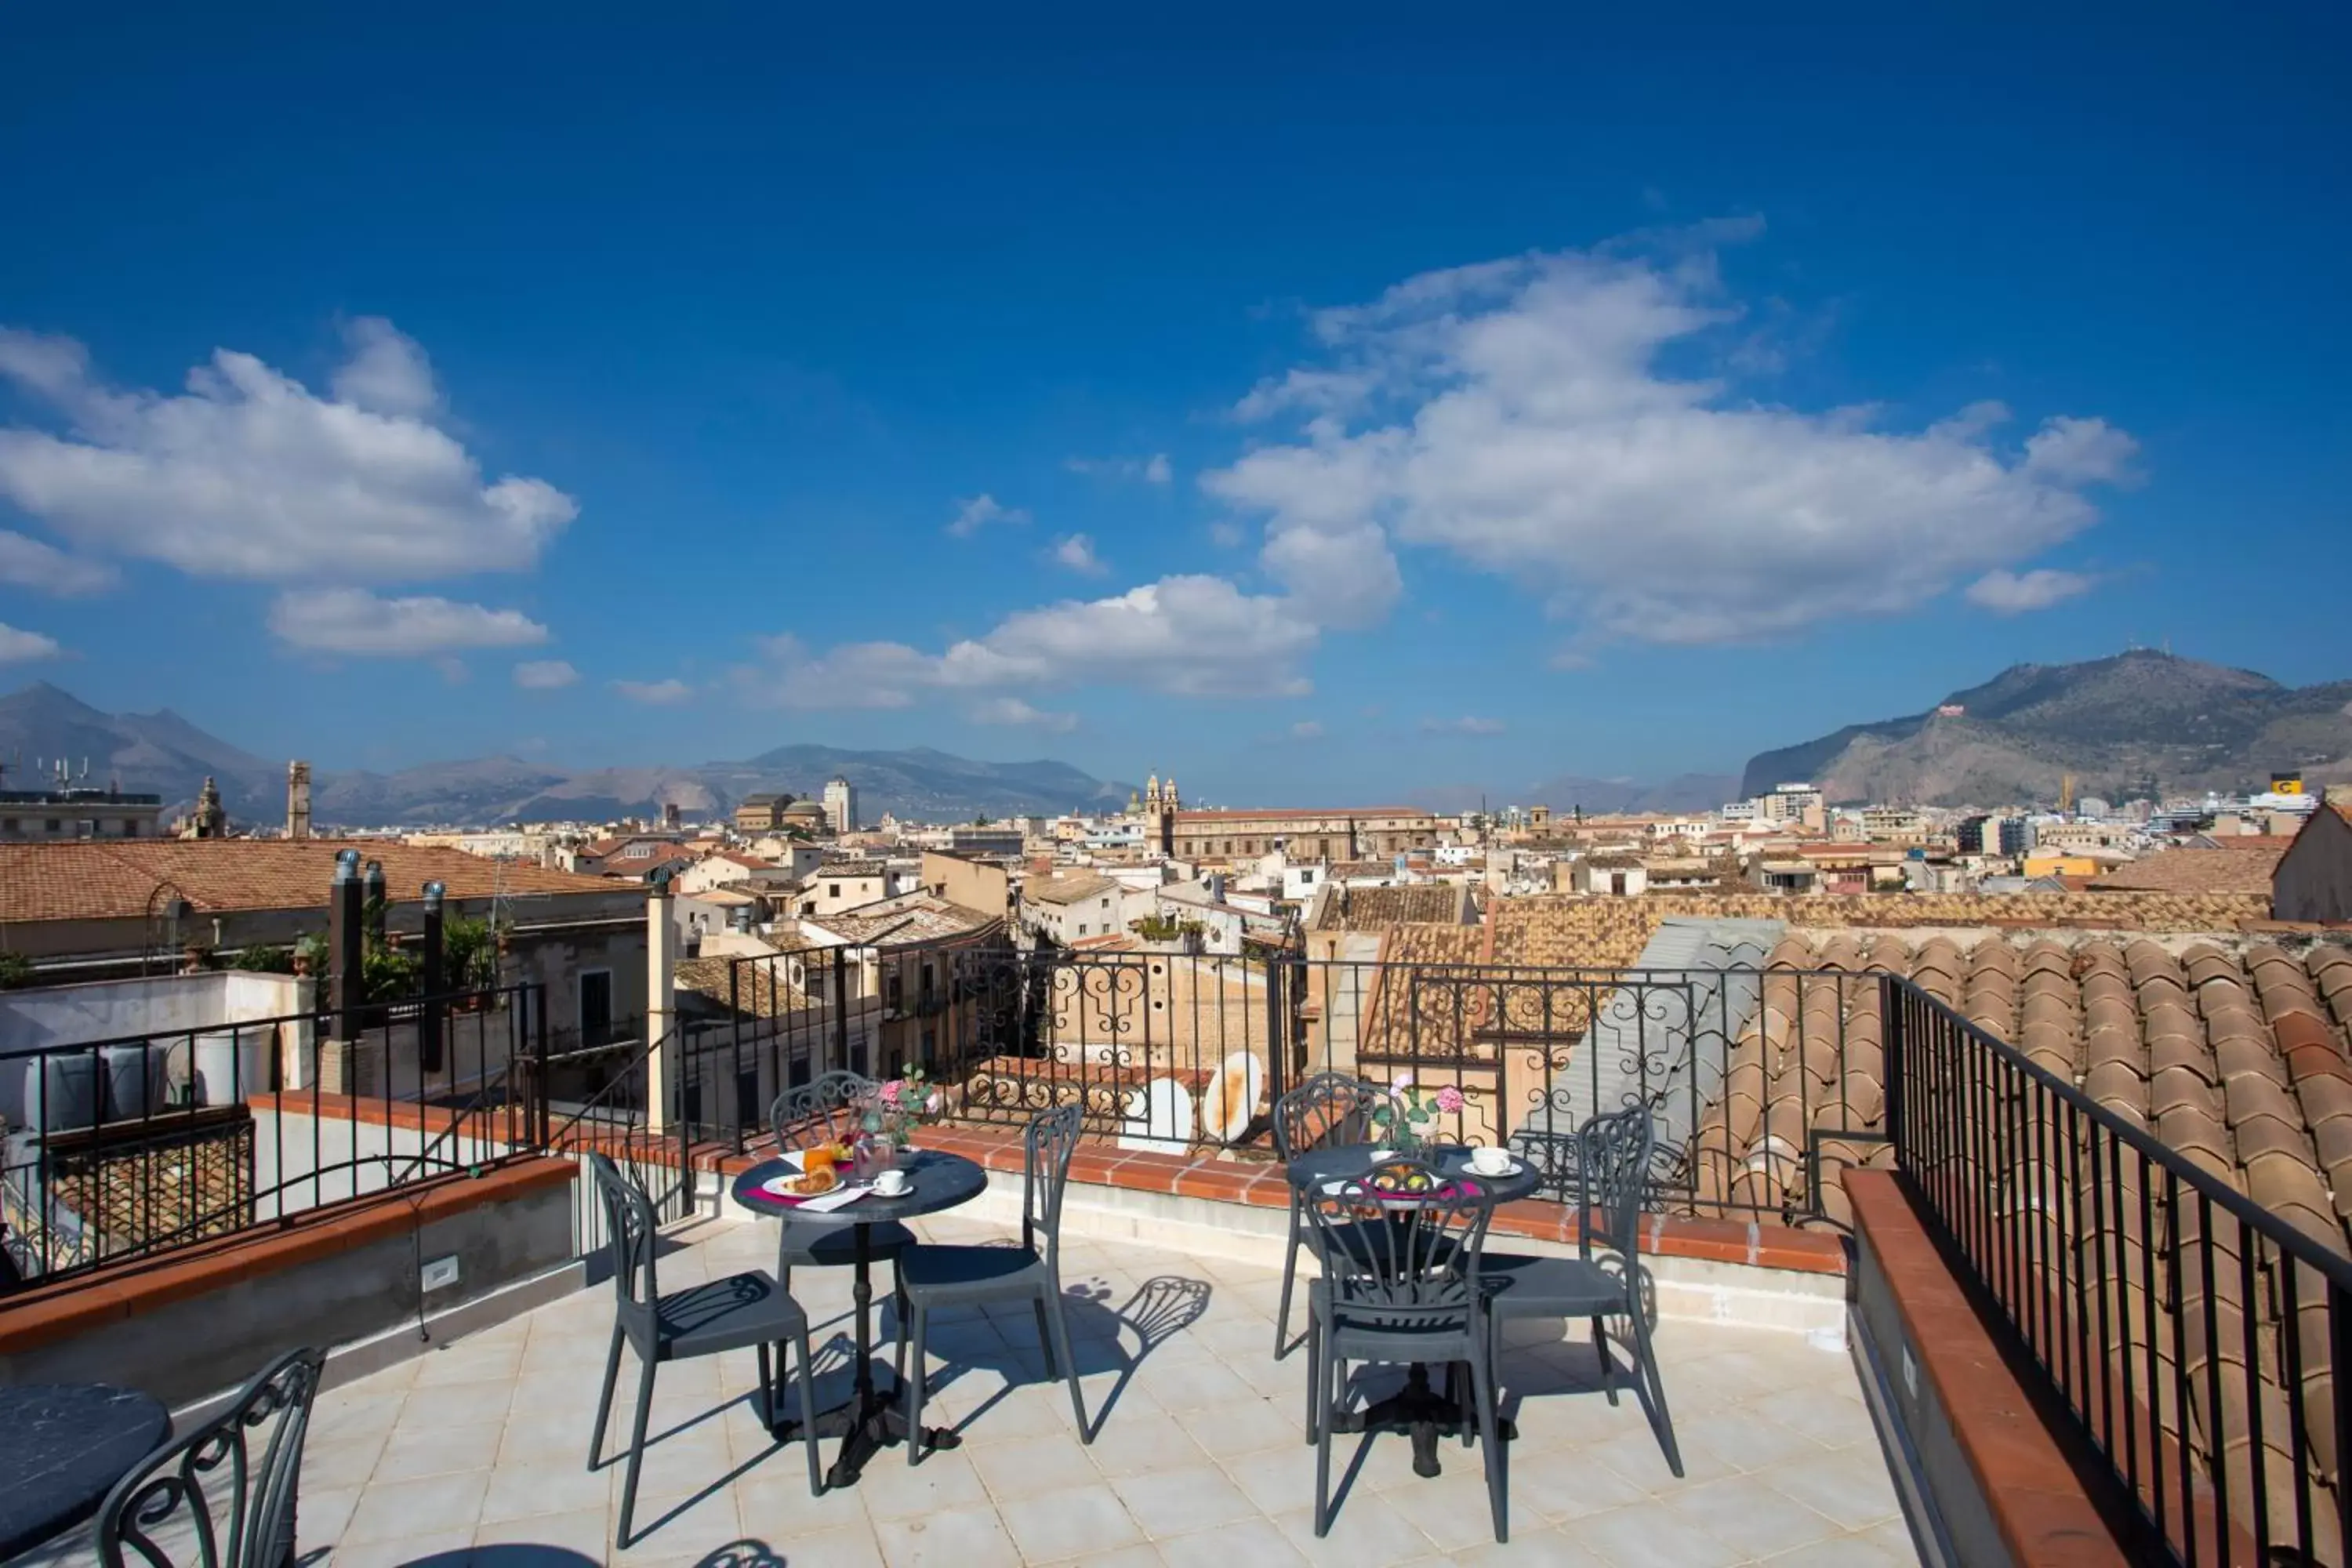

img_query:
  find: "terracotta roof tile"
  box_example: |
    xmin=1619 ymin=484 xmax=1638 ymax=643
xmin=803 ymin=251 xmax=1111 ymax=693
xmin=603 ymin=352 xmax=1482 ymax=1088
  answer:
xmin=0 ymin=839 xmax=633 ymax=924
xmin=2087 ymin=841 xmax=2288 ymax=896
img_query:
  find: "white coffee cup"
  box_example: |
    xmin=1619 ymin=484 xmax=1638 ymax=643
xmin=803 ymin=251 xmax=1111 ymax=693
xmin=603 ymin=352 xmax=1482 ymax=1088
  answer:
xmin=873 ymin=1169 xmax=910 ymax=1197
xmin=1469 ymin=1145 xmax=1512 ymax=1174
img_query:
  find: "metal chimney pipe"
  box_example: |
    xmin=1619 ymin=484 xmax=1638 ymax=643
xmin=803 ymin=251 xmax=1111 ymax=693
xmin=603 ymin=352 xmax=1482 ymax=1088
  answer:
xmin=420 ymin=880 xmax=446 ymax=1073
xmin=329 ymin=848 xmax=364 ymax=1041
xmin=362 ymin=860 xmax=387 ymax=946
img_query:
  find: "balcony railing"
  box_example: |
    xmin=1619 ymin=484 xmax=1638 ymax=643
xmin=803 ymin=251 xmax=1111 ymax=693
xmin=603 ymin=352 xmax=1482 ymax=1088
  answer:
xmin=1889 ymin=979 xmax=2352 ymax=1568
xmin=1 ymin=982 xmax=546 ymax=1289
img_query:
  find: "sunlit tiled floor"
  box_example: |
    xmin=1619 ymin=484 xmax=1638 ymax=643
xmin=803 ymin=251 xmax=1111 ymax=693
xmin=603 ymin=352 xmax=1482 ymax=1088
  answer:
xmin=279 ymin=1213 xmax=1919 ymax=1567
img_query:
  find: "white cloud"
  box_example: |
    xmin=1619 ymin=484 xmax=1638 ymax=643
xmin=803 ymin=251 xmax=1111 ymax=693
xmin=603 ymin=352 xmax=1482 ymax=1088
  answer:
xmin=744 ymin=575 xmax=1319 ymax=710
xmin=1065 ymin=453 xmax=1172 ymax=485
xmin=1964 ymin=568 xmax=2097 ymax=615
xmin=0 ymin=622 xmax=60 ymax=662
xmin=971 ymin=697 xmax=1078 ymax=732
xmin=0 ymin=530 xmax=113 ymax=594
xmin=0 ymin=322 xmax=575 ymax=583
xmin=1422 ymin=716 xmax=1507 ymax=735
xmin=1204 ymin=236 xmax=2137 ymax=645
xmin=330 ymin=317 xmax=440 ymax=416
xmin=1051 ymin=533 xmax=1108 ymax=575
xmin=946 ymin=493 xmax=1028 ymax=537
xmin=613 ymin=677 xmax=693 ymax=705
xmin=1290 ymin=720 xmax=1325 ymax=739
xmin=267 ymin=589 xmax=550 ymax=655
xmin=513 ymin=659 xmax=580 ymax=689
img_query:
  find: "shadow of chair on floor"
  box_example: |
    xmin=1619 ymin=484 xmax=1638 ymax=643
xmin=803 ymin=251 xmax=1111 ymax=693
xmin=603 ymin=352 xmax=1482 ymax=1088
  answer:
xmin=395 ymin=1544 xmax=788 ymax=1567
xmin=924 ymin=1272 xmax=1213 ymax=1441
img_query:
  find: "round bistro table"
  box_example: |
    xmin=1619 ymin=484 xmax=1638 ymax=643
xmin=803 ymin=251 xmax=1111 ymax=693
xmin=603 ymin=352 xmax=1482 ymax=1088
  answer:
xmin=0 ymin=1383 xmax=170 ymax=1559
xmin=731 ymin=1147 xmax=987 ymax=1486
xmin=1287 ymin=1144 xmax=1543 ymax=1479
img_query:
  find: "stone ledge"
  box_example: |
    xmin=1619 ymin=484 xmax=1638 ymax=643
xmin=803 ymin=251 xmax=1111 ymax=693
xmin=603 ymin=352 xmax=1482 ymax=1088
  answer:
xmin=1844 ymin=1167 xmax=2133 ymax=1567
xmin=898 ymin=1122 xmax=1850 ymax=1278
xmin=0 ymin=1156 xmax=578 ymax=1357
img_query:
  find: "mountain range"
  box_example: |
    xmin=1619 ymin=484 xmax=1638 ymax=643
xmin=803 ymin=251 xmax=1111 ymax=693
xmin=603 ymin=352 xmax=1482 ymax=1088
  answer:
xmin=0 ymin=684 xmax=1140 ymax=826
xmin=1739 ymin=651 xmax=2352 ymax=807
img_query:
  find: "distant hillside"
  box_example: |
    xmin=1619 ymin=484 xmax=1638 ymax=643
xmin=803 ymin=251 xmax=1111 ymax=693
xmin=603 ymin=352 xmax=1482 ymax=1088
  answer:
xmin=1740 ymin=652 xmax=2352 ymax=807
xmin=0 ymin=683 xmax=1140 ymax=826
xmin=0 ymin=682 xmax=281 ymax=815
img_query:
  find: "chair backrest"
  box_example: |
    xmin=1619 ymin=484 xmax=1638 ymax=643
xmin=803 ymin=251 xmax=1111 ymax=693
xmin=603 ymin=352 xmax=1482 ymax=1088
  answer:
xmin=1303 ymin=1156 xmax=1494 ymax=1333
xmin=1020 ymin=1102 xmax=1084 ymax=1272
xmin=94 ymin=1345 xmax=327 ymax=1568
xmin=1576 ymin=1104 xmax=1657 ymax=1261
xmin=770 ymin=1069 xmax=880 ymax=1151
xmin=1270 ymin=1071 xmax=1379 ymax=1162
xmin=587 ymin=1152 xmax=660 ymax=1341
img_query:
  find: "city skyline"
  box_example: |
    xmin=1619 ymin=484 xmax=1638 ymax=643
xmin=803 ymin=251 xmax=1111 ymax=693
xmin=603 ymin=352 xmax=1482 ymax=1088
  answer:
xmin=1 ymin=9 xmax=2346 ymax=804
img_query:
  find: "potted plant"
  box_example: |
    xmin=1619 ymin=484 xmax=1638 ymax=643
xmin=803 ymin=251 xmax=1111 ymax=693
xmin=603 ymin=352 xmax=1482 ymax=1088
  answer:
xmin=862 ymin=1065 xmax=947 ymax=1152
xmin=1368 ymin=1073 xmax=1465 ymax=1155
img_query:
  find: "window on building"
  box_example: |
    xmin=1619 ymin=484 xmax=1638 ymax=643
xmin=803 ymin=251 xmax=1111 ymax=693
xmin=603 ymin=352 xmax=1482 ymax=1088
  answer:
xmin=1076 ymin=924 xmax=1088 ymax=936
xmin=885 ymin=970 xmax=903 ymax=1011
xmin=45 ymin=819 xmax=61 ymax=833
xmin=1 ymin=818 xmax=16 ymax=833
xmin=579 ymin=970 xmax=614 ymax=1046
xmin=828 ymin=884 xmax=841 ymax=898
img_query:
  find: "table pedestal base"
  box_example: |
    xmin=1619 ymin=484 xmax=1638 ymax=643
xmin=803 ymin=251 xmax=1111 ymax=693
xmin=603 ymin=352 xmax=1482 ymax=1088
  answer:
xmin=1328 ymin=1364 xmax=1514 ymax=1478
xmin=777 ymin=1381 xmax=961 ymax=1489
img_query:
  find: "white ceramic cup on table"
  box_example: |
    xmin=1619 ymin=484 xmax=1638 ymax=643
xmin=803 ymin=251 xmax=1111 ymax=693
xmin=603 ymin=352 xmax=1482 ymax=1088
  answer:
xmin=873 ymin=1168 xmax=910 ymax=1197
xmin=1469 ymin=1145 xmax=1512 ymax=1175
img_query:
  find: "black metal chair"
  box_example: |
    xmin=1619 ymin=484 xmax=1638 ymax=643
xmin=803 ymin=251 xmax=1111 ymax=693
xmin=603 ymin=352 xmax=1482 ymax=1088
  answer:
xmin=891 ymin=1103 xmax=1088 ymax=1461
xmin=769 ymin=1070 xmax=917 ymax=1293
xmin=93 ymin=1345 xmax=326 ymax=1568
xmin=1479 ymin=1103 xmax=1682 ymax=1477
xmin=1269 ymin=1070 xmax=1381 ymax=1359
xmin=586 ymin=1153 xmax=822 ymax=1546
xmin=1305 ymin=1156 xmax=1504 ymax=1541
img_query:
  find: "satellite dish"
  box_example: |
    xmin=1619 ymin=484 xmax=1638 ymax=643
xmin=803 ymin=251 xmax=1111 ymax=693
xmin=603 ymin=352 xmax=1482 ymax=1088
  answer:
xmin=1197 ymin=1051 xmax=1265 ymax=1144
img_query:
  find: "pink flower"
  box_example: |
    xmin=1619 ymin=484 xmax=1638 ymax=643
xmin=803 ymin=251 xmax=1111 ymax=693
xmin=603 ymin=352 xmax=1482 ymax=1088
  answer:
xmin=880 ymin=1080 xmax=903 ymax=1105
xmin=1435 ymin=1085 xmax=1465 ymax=1115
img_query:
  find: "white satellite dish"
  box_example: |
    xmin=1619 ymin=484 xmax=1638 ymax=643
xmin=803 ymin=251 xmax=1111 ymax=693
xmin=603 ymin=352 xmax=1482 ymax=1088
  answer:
xmin=1116 ymin=1075 xmax=1197 ymax=1154
xmin=1198 ymin=1051 xmax=1265 ymax=1144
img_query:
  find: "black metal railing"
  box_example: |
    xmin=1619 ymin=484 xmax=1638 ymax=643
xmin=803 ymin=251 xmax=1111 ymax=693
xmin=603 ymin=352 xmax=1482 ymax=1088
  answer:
xmin=919 ymin=948 xmax=1893 ymax=1224
xmin=678 ymin=947 xmax=976 ymax=1154
xmin=1889 ymin=978 xmax=2352 ymax=1568
xmin=541 ymin=1022 xmax=699 ymax=1250
xmin=1 ymin=982 xmax=546 ymax=1289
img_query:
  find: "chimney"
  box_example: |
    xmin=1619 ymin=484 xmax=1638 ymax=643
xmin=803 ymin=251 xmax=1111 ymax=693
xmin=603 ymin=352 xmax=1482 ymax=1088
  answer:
xmin=419 ymin=881 xmax=445 ymax=1073
xmin=285 ymin=760 xmax=312 ymax=839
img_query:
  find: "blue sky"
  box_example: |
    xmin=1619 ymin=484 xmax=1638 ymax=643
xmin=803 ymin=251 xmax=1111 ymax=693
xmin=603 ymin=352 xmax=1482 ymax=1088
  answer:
xmin=1 ymin=6 xmax=2345 ymax=804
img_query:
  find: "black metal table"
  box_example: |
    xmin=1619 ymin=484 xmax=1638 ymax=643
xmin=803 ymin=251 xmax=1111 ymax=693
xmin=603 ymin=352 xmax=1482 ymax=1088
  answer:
xmin=1287 ymin=1144 xmax=1541 ymax=1479
xmin=0 ymin=1383 xmax=169 ymax=1559
xmin=731 ymin=1147 xmax=987 ymax=1486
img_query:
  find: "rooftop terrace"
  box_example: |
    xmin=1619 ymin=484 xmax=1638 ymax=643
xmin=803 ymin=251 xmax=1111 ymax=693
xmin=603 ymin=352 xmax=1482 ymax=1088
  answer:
xmin=10 ymin=1206 xmax=1913 ymax=1568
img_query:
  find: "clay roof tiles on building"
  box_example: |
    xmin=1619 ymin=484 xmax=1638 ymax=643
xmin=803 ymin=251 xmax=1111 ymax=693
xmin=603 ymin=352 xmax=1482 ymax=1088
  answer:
xmin=1025 ymin=873 xmax=1118 ymax=906
xmin=1311 ymin=884 xmax=1473 ymax=931
xmin=0 ymin=839 xmax=632 ymax=924
xmin=2087 ymin=840 xmax=2290 ymax=896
